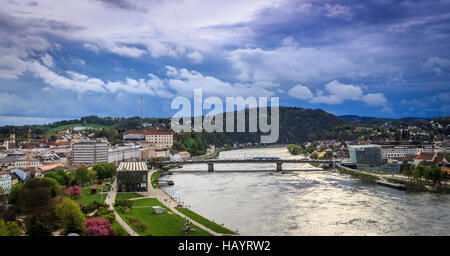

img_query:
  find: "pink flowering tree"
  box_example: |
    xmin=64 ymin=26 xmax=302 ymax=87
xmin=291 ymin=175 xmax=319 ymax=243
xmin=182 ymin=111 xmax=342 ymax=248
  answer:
xmin=66 ymin=185 xmax=81 ymax=198
xmin=85 ymin=218 xmax=115 ymax=236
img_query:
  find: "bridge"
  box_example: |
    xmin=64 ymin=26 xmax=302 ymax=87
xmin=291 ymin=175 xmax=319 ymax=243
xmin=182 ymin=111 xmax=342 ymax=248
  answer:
xmin=150 ymin=159 xmax=336 ymax=172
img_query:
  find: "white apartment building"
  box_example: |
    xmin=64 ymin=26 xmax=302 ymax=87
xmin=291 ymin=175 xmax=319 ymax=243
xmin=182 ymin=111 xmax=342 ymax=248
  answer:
xmin=145 ymin=131 xmax=173 ymax=148
xmin=0 ymin=171 xmax=11 ymax=194
xmin=14 ymin=158 xmax=42 ymax=168
xmin=108 ymin=147 xmax=141 ymax=163
xmin=72 ymin=142 xmax=108 ymax=165
xmin=382 ymin=146 xmax=420 ymax=159
xmin=124 ymin=130 xmax=173 ymax=149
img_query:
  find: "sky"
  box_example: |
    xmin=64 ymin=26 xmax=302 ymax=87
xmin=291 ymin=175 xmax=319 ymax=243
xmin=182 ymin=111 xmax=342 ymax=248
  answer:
xmin=0 ymin=0 xmax=449 ymax=125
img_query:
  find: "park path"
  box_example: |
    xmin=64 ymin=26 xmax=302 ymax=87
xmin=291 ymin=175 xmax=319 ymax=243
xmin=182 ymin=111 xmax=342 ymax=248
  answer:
xmin=145 ymin=170 xmax=235 ymax=236
xmin=105 ymin=178 xmax=140 ymax=236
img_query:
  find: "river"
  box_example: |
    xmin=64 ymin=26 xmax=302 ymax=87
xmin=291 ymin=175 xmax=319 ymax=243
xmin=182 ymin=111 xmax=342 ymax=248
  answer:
xmin=161 ymin=147 xmax=450 ymax=235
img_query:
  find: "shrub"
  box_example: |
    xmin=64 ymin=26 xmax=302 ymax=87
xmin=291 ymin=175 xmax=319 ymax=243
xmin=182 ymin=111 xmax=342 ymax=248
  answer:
xmin=85 ymin=217 xmax=115 ymax=236
xmin=114 ymin=199 xmax=133 ymax=212
xmin=126 ymin=217 xmax=147 ymax=232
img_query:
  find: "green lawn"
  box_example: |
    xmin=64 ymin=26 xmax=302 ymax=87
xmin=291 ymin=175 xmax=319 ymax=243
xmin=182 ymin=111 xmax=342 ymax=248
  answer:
xmin=115 ymin=198 xmax=212 ymax=236
xmin=48 ymin=123 xmax=113 ymax=134
xmin=111 ymin=221 xmax=129 ymax=236
xmin=151 ymin=170 xmax=161 ymax=189
xmin=74 ymin=186 xmax=108 ymax=205
xmin=175 ymin=207 xmax=236 ymax=235
xmin=115 ymin=193 xmax=144 ymax=201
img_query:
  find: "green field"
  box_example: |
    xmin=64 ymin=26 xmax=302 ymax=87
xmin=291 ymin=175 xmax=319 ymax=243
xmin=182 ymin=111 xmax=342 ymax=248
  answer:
xmin=115 ymin=193 xmax=144 ymax=201
xmin=48 ymin=123 xmax=113 ymax=134
xmin=151 ymin=170 xmax=161 ymax=189
xmin=111 ymin=221 xmax=129 ymax=236
xmin=175 ymin=207 xmax=236 ymax=235
xmin=115 ymin=198 xmax=212 ymax=236
xmin=74 ymin=186 xmax=108 ymax=205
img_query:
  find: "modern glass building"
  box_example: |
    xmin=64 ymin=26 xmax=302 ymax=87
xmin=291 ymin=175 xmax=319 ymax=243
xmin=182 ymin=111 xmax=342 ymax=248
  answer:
xmin=349 ymin=145 xmax=383 ymax=167
xmin=117 ymin=161 xmax=148 ymax=192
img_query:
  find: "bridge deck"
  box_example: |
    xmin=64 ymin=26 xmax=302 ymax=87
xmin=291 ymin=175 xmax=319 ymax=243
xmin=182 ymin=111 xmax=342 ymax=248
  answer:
xmin=156 ymin=159 xmax=335 ymax=165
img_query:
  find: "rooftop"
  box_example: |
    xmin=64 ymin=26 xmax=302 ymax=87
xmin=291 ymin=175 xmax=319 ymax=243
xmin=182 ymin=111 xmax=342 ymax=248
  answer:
xmin=117 ymin=161 xmax=148 ymax=171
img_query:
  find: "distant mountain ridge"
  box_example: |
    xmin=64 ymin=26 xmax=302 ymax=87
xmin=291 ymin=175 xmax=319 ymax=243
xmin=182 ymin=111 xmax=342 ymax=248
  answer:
xmin=338 ymin=115 xmax=430 ymax=125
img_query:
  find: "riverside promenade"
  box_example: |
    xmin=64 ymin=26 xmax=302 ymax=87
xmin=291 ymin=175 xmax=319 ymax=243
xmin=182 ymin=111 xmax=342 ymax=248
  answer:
xmin=144 ymin=169 xmax=234 ymax=236
xmin=105 ymin=178 xmax=140 ymax=236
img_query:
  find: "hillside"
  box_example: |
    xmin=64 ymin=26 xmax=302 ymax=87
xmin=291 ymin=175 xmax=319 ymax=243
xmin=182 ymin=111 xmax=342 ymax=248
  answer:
xmin=338 ymin=115 xmax=429 ymax=126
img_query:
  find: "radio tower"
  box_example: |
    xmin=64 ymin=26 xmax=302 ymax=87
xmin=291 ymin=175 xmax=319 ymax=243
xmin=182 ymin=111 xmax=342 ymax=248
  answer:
xmin=140 ymin=95 xmax=143 ymax=119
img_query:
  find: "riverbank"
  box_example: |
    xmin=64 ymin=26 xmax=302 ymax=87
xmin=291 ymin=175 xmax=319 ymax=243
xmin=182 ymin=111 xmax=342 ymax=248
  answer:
xmin=335 ymin=165 xmax=450 ymax=193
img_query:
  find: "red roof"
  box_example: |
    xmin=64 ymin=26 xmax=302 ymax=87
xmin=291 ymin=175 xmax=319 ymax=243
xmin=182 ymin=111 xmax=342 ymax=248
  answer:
xmin=415 ymin=152 xmax=435 ymax=160
xmin=0 ymin=171 xmax=9 ymax=175
xmin=433 ymin=157 xmax=445 ymax=163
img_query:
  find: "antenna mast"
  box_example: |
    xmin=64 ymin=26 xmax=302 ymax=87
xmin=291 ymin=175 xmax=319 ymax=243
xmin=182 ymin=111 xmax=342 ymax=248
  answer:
xmin=140 ymin=95 xmax=143 ymax=119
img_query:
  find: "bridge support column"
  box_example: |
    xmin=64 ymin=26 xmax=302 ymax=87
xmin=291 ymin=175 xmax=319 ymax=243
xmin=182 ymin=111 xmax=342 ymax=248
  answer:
xmin=208 ymin=163 xmax=214 ymax=172
xmin=276 ymin=162 xmax=282 ymax=172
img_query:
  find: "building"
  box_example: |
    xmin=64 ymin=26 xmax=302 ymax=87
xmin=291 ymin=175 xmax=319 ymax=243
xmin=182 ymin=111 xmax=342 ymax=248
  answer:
xmin=124 ymin=130 xmax=173 ymax=148
xmin=382 ymin=146 xmax=419 ymax=159
xmin=9 ymin=168 xmax=30 ymax=183
xmin=72 ymin=142 xmax=108 ymax=165
xmin=155 ymin=148 xmax=170 ymax=159
xmin=349 ymin=145 xmax=383 ymax=167
xmin=144 ymin=130 xmax=173 ymax=148
xmin=0 ymin=171 xmax=11 ymax=194
xmin=14 ymin=158 xmax=42 ymax=168
xmin=414 ymin=152 xmax=436 ymax=166
xmin=179 ymin=151 xmax=191 ymax=159
xmin=108 ymin=146 xmax=140 ymax=163
xmin=116 ymin=162 xmax=148 ymax=192
xmin=140 ymin=148 xmax=156 ymax=160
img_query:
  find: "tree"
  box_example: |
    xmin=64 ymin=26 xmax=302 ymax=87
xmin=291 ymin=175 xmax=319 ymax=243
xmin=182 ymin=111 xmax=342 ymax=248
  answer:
xmin=85 ymin=217 xmax=115 ymax=236
xmin=44 ymin=169 xmax=70 ymax=186
xmin=18 ymin=178 xmax=59 ymax=216
xmin=88 ymin=169 xmax=97 ymax=183
xmin=25 ymin=215 xmax=53 ymax=236
xmin=7 ymin=183 xmax=23 ymax=205
xmin=0 ymin=219 xmax=23 ymax=236
xmin=417 ymin=166 xmax=426 ymax=181
xmin=402 ymin=164 xmax=412 ymax=179
xmin=72 ymin=167 xmax=89 ymax=186
xmin=55 ymin=197 xmax=86 ymax=235
xmin=412 ymin=168 xmax=421 ymax=180
xmin=430 ymin=165 xmax=442 ymax=185
xmin=66 ymin=186 xmax=81 ymax=198
xmin=92 ymin=163 xmax=116 ymax=180
xmin=423 ymin=167 xmax=432 ymax=181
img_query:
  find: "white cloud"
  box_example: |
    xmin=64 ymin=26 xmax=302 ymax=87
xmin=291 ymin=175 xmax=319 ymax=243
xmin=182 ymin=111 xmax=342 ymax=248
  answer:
xmin=187 ymin=51 xmax=204 ymax=64
xmin=0 ymin=51 xmax=28 ymax=79
xmin=362 ymin=93 xmax=388 ymax=106
xmin=288 ymin=85 xmax=313 ymax=100
xmin=288 ymin=80 xmax=390 ymax=107
xmin=166 ymin=66 xmax=274 ymax=97
xmin=423 ymin=56 xmax=450 ymax=75
xmin=229 ymin=40 xmax=361 ymax=83
xmin=310 ymin=80 xmax=363 ymax=104
xmin=40 ymin=53 xmax=54 ymax=67
xmin=325 ymin=4 xmax=352 ymax=19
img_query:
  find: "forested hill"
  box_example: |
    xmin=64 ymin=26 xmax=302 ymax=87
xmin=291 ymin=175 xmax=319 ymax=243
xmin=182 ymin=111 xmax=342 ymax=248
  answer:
xmin=338 ymin=115 xmax=429 ymax=126
xmin=0 ymin=107 xmax=345 ymax=145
